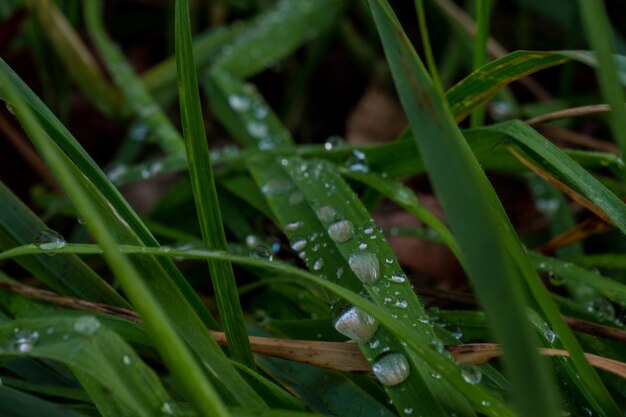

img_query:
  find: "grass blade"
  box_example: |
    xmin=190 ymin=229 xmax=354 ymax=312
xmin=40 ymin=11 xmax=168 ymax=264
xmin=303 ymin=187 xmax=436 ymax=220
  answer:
xmin=175 ymin=0 xmax=255 ymax=368
xmin=365 ymin=1 xmax=562 ymax=415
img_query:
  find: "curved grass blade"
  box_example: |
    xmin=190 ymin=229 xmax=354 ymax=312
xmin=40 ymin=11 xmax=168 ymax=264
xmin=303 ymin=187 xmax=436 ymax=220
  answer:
xmin=0 ymin=182 xmax=128 ymax=307
xmin=0 ymin=316 xmax=174 ymax=417
xmin=247 ymin=156 xmax=476 ymax=417
xmin=366 ymin=1 xmax=563 ymax=415
xmin=0 ymin=59 xmax=217 ymax=330
xmin=578 ymin=0 xmax=626 ymax=155
xmin=0 ymin=69 xmax=248 ymax=416
xmin=0 ymin=384 xmax=88 ymax=417
xmin=1 ymin=242 xmax=516 ymax=417
xmin=211 ymin=0 xmax=346 ymax=79
xmin=84 ymin=0 xmax=186 ymax=156
xmin=27 ymin=0 xmax=121 ymax=117
xmin=175 ymin=0 xmax=255 ymax=368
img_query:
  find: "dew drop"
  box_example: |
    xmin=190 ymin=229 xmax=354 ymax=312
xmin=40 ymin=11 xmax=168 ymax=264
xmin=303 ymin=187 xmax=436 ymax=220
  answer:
xmin=390 ymin=275 xmax=406 ymax=283
xmin=247 ymin=121 xmax=268 ymax=138
xmin=449 ymin=325 xmax=463 ymax=340
xmin=431 ymin=371 xmax=441 ymax=379
xmin=548 ymin=272 xmax=565 ymax=286
xmin=385 ymin=257 xmax=394 ymax=264
xmin=316 ymin=206 xmax=336 ymax=223
xmin=348 ymin=252 xmax=380 ymax=284
xmin=481 ymin=400 xmax=490 ymax=408
xmin=122 ymin=355 xmax=132 ymax=365
xmin=11 ymin=329 xmax=38 ymax=353
xmin=288 ymin=190 xmax=304 ymax=205
xmin=543 ymin=323 xmax=557 ymax=344
xmin=372 ymin=353 xmax=410 ymax=386
xmin=74 ymin=316 xmax=101 ymax=336
xmin=324 ymin=135 xmax=346 ymax=151
xmin=344 ymin=149 xmax=369 ymax=173
xmin=395 ymin=300 xmax=408 ymax=309
xmin=34 ymin=229 xmax=66 ymax=252
xmin=262 ymin=178 xmax=293 ymax=196
xmin=291 ymin=237 xmax=307 ymax=251
xmin=404 ymin=408 xmax=413 ymax=415
xmin=228 ymin=95 xmax=250 ymax=112
xmin=328 ymin=220 xmax=355 ymax=243
xmin=285 ymin=221 xmax=303 ymax=231
xmin=250 ymin=245 xmax=273 ymax=261
xmin=461 ymin=366 xmax=482 ymax=384
xmin=332 ymin=305 xmax=379 ymax=343
xmin=358 ymin=243 xmax=368 ymax=250
xmin=313 ymin=258 xmax=324 ymax=271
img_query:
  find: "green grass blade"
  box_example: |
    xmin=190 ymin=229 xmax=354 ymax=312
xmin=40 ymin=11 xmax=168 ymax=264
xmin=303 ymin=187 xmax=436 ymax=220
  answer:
xmin=211 ymin=0 xmax=346 ymax=79
xmin=27 ymin=0 xmax=121 ymax=117
xmin=0 ymin=58 xmax=217 ymax=330
xmin=578 ymin=0 xmax=626 ymax=155
xmin=0 ymin=242 xmax=516 ymax=417
xmin=84 ymin=0 xmax=186 ymax=156
xmin=0 ymin=182 xmax=128 ymax=307
xmin=469 ymin=0 xmax=493 ymax=128
xmin=0 ymin=384 xmax=88 ymax=417
xmin=247 ymin=156 xmax=477 ymax=416
xmin=0 ymin=68 xmax=233 ymax=417
xmin=366 ymin=1 xmax=562 ymax=415
xmin=175 ymin=0 xmax=255 ymax=368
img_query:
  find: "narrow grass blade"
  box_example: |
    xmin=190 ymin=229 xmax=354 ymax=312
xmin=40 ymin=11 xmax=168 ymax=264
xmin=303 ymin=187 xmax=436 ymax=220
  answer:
xmin=211 ymin=0 xmax=346 ymax=79
xmin=1 ymin=242 xmax=516 ymax=417
xmin=578 ymin=0 xmax=626 ymax=155
xmin=175 ymin=0 xmax=255 ymax=368
xmin=0 ymin=385 xmax=88 ymax=417
xmin=366 ymin=1 xmax=562 ymax=415
xmin=469 ymin=0 xmax=493 ymax=128
xmin=27 ymin=0 xmax=121 ymax=117
xmin=247 ymin=156 xmax=475 ymax=416
xmin=84 ymin=0 xmax=186 ymax=156
xmin=0 ymin=68 xmax=235 ymax=416
xmin=0 ymin=182 xmax=128 ymax=307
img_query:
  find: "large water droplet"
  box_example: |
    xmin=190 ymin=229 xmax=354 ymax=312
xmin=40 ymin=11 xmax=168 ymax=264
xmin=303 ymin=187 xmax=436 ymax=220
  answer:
xmin=349 ymin=252 xmax=380 ymax=284
xmin=291 ymin=237 xmax=307 ymax=251
xmin=332 ymin=305 xmax=379 ymax=343
xmin=74 ymin=316 xmax=101 ymax=336
xmin=316 ymin=206 xmax=336 ymax=223
xmin=344 ymin=149 xmax=369 ymax=173
xmin=228 ymin=95 xmax=250 ymax=112
xmin=34 ymin=229 xmax=66 ymax=252
xmin=328 ymin=220 xmax=355 ymax=243
xmin=11 ymin=329 xmax=39 ymax=353
xmin=372 ymin=353 xmax=410 ymax=386
xmin=250 ymin=245 xmax=273 ymax=261
xmin=324 ymin=135 xmax=346 ymax=151
xmin=461 ymin=366 xmax=482 ymax=384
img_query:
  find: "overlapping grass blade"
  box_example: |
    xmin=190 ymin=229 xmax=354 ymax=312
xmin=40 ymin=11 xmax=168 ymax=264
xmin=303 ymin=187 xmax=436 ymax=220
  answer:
xmin=211 ymin=0 xmax=346 ymax=79
xmin=247 ymin=156 xmax=477 ymax=416
xmin=0 ymin=384 xmax=88 ymax=417
xmin=0 ymin=67 xmax=251 ymax=416
xmin=0 ymin=59 xmax=216 ymax=329
xmin=0 ymin=182 xmax=128 ymax=307
xmin=84 ymin=0 xmax=186 ymax=156
xmin=27 ymin=0 xmax=121 ymax=117
xmin=578 ymin=0 xmax=626 ymax=154
xmin=0 ymin=242 xmax=515 ymax=416
xmin=366 ymin=1 xmax=562 ymax=415
xmin=0 ymin=316 xmax=173 ymax=417
xmin=175 ymin=0 xmax=255 ymax=368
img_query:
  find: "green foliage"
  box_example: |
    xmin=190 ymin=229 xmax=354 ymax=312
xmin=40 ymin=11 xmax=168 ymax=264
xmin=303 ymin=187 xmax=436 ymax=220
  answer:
xmin=1 ymin=0 xmax=626 ymax=416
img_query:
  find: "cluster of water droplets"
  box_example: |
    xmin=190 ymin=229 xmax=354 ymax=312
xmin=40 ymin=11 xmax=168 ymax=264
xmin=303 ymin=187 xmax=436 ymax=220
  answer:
xmin=10 ymin=328 xmax=39 ymax=353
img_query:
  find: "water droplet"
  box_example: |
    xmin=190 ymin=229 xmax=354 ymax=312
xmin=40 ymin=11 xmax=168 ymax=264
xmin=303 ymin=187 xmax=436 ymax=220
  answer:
xmin=390 ymin=275 xmax=406 ymax=283
xmin=481 ymin=400 xmax=490 ymax=408
xmin=74 ymin=316 xmax=101 ymax=336
xmin=324 ymin=135 xmax=346 ymax=151
xmin=358 ymin=243 xmax=368 ymax=250
xmin=288 ymin=190 xmax=304 ymax=205
xmin=586 ymin=297 xmax=615 ymax=320
xmin=385 ymin=257 xmax=394 ymax=264
xmin=404 ymin=408 xmax=413 ymax=415
xmin=5 ymin=102 xmax=15 ymax=115
xmin=372 ymin=353 xmax=410 ymax=386
xmin=328 ymin=220 xmax=355 ymax=243
xmin=107 ymin=164 xmax=128 ymax=183
xmin=344 ymin=149 xmax=369 ymax=173
xmin=161 ymin=401 xmax=176 ymax=415
xmin=34 ymin=229 xmax=66 ymax=252
xmin=461 ymin=366 xmax=482 ymax=384
xmin=291 ymin=237 xmax=307 ymax=251
xmin=543 ymin=323 xmax=557 ymax=343
xmin=336 ymin=267 xmax=344 ymax=279
xmin=332 ymin=305 xmax=379 ymax=343
xmin=11 ymin=329 xmax=38 ymax=353
xmin=316 ymin=206 xmax=336 ymax=223
xmin=548 ymin=272 xmax=565 ymax=286
xmin=395 ymin=300 xmax=408 ymax=309
xmin=262 ymin=178 xmax=293 ymax=196
xmin=431 ymin=371 xmax=441 ymax=379
xmin=364 ymin=227 xmax=374 ymax=235
xmin=228 ymin=95 xmax=250 ymax=112
xmin=348 ymin=252 xmax=380 ymax=284
xmin=285 ymin=221 xmax=303 ymax=231
xmin=247 ymin=121 xmax=268 ymax=138
xmin=449 ymin=325 xmax=463 ymax=340
xmin=428 ymin=339 xmax=444 ymax=353
xmin=251 ymin=245 xmax=273 ymax=261
xmin=122 ymin=355 xmax=132 ymax=365
xmin=313 ymin=258 xmax=324 ymax=271
xmin=246 ymin=235 xmax=262 ymax=248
